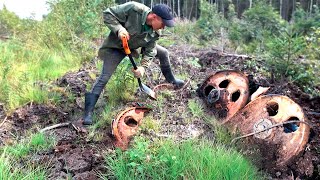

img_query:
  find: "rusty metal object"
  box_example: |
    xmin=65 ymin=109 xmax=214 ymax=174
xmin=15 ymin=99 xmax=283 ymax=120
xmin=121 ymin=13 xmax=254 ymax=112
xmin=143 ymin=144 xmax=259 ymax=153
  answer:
xmin=226 ymin=95 xmax=310 ymax=167
xmin=112 ymin=107 xmax=151 ymax=150
xmin=198 ymin=70 xmax=249 ymax=120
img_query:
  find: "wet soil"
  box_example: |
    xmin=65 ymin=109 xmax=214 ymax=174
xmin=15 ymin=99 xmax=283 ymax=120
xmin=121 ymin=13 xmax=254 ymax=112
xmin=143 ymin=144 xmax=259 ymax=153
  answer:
xmin=0 ymin=45 xmax=319 ymax=179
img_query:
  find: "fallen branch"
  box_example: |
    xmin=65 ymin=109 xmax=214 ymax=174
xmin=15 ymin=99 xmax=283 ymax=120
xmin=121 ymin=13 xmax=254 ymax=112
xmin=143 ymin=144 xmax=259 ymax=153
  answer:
xmin=39 ymin=122 xmax=71 ymax=133
xmin=307 ymin=111 xmax=320 ymax=117
xmin=222 ymin=53 xmax=251 ymax=59
xmin=0 ymin=116 xmax=8 ymax=128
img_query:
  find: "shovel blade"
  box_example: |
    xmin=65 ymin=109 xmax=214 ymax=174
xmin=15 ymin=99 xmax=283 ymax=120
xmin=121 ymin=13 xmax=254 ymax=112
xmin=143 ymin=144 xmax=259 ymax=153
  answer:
xmin=140 ymin=83 xmax=157 ymax=100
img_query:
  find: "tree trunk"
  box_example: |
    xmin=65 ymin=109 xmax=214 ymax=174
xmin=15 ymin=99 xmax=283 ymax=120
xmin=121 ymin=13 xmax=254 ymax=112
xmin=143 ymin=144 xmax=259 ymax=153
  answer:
xmin=300 ymin=0 xmax=309 ymax=12
xmin=292 ymin=0 xmax=296 ymax=21
xmin=280 ymin=0 xmax=283 ymax=16
xmin=178 ymin=0 xmax=181 ymax=18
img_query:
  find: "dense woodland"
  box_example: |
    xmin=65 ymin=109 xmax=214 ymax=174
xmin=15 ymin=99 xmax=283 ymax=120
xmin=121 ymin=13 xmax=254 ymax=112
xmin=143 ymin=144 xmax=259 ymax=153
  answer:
xmin=116 ymin=0 xmax=320 ymax=20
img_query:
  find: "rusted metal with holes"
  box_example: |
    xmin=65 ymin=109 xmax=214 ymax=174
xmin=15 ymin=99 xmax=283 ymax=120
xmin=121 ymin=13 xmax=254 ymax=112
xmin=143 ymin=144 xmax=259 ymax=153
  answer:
xmin=112 ymin=107 xmax=151 ymax=150
xmin=198 ymin=70 xmax=249 ymax=120
xmin=226 ymin=95 xmax=310 ymax=167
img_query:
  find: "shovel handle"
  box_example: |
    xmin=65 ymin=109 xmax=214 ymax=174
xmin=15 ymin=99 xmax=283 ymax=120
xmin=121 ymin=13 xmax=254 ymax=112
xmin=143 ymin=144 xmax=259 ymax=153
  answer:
xmin=121 ymin=37 xmax=156 ymax=100
xmin=121 ymin=36 xmax=131 ymax=55
xmin=121 ymin=36 xmax=138 ymax=70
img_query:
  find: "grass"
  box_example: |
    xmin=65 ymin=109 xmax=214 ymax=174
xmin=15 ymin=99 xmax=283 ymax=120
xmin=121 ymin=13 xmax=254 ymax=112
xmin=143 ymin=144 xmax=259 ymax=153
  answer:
xmin=0 ymin=132 xmax=55 ymax=179
xmin=5 ymin=132 xmax=55 ymax=158
xmin=140 ymin=115 xmax=161 ymax=133
xmin=188 ymin=99 xmax=205 ymax=119
xmin=0 ymin=152 xmax=46 ymax=180
xmin=104 ymin=137 xmax=263 ymax=180
xmin=0 ymin=40 xmax=81 ymax=112
xmin=105 ymin=58 xmax=137 ymax=103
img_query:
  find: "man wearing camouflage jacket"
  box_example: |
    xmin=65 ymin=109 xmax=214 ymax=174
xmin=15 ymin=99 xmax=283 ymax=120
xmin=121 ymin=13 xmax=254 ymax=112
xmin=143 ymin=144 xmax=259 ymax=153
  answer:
xmin=83 ymin=2 xmax=185 ymax=125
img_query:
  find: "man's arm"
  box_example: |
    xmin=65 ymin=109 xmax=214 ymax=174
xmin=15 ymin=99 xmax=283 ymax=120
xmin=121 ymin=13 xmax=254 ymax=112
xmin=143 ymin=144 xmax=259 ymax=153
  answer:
xmin=102 ymin=3 xmax=133 ymax=36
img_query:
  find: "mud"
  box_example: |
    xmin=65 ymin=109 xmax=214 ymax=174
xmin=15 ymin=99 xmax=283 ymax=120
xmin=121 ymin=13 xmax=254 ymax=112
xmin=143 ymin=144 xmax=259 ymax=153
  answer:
xmin=0 ymin=45 xmax=319 ymax=179
xmin=57 ymin=65 xmax=97 ymax=97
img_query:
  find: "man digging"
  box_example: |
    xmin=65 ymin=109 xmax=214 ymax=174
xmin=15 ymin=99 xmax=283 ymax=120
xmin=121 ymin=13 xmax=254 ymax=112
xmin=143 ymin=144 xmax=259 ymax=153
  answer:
xmin=83 ymin=2 xmax=185 ymax=125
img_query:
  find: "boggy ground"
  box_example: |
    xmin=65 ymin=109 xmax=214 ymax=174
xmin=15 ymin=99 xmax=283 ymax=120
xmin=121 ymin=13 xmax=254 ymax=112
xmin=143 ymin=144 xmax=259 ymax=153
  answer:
xmin=0 ymin=45 xmax=319 ymax=179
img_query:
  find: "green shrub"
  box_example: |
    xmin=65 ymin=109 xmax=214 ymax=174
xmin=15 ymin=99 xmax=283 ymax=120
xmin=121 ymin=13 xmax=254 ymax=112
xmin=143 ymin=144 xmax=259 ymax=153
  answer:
xmin=229 ymin=1 xmax=284 ymax=53
xmin=293 ymin=7 xmax=320 ymax=35
xmin=0 ymin=7 xmax=22 ymax=37
xmin=196 ymin=1 xmax=229 ymax=45
xmin=265 ymin=26 xmax=319 ymax=95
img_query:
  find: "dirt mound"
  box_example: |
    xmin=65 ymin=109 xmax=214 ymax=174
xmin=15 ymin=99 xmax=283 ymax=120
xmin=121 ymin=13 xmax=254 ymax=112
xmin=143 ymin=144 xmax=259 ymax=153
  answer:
xmin=0 ymin=103 xmax=68 ymax=145
xmin=57 ymin=68 xmax=95 ymax=97
xmin=44 ymin=127 xmax=113 ymax=180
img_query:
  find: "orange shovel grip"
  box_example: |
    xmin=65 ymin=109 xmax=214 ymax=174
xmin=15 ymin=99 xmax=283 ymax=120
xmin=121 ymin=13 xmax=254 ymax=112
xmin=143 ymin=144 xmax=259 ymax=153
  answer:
xmin=121 ymin=36 xmax=131 ymax=55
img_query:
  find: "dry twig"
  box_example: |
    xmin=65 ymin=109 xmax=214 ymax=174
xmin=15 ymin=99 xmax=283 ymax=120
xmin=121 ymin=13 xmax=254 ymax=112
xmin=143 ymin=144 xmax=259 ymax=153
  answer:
xmin=0 ymin=116 xmax=8 ymax=128
xmin=39 ymin=122 xmax=71 ymax=133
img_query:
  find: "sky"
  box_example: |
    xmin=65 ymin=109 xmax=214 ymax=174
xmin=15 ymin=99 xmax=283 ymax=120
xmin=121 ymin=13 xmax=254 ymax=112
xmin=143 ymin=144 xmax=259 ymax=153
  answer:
xmin=0 ymin=0 xmax=49 ymax=20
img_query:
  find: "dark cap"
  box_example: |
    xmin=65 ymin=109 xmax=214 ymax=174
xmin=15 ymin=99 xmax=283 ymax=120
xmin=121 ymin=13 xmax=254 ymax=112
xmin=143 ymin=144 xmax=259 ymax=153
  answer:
xmin=152 ymin=4 xmax=175 ymax=27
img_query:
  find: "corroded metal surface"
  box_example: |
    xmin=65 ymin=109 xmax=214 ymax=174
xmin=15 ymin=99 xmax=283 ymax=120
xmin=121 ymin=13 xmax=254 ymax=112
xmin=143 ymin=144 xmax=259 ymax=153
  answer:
xmin=226 ymin=95 xmax=310 ymax=166
xmin=112 ymin=107 xmax=151 ymax=150
xmin=198 ymin=70 xmax=249 ymax=120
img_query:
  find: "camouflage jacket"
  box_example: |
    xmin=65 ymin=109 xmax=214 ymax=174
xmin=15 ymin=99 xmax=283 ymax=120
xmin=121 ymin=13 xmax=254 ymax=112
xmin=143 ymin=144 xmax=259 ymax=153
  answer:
xmin=100 ymin=2 xmax=160 ymax=65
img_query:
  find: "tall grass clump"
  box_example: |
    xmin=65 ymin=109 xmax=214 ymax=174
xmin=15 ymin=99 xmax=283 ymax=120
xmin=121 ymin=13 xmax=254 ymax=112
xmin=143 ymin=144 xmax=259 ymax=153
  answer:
xmin=0 ymin=132 xmax=54 ymax=179
xmin=0 ymin=151 xmax=46 ymax=180
xmin=0 ymin=40 xmax=80 ymax=111
xmin=105 ymin=137 xmax=262 ymax=180
xmin=0 ymin=0 xmax=117 ymax=112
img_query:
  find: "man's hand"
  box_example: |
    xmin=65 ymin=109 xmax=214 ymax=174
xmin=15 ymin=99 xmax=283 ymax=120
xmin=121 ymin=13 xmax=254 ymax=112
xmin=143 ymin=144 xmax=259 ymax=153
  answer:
xmin=118 ymin=28 xmax=130 ymax=40
xmin=132 ymin=66 xmax=145 ymax=78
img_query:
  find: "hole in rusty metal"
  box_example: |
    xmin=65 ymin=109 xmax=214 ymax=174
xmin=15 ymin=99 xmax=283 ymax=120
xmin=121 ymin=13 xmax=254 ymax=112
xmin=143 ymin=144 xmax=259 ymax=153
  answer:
xmin=124 ymin=117 xmax=138 ymax=127
xmin=283 ymin=117 xmax=300 ymax=133
xmin=204 ymin=85 xmax=214 ymax=96
xmin=266 ymin=102 xmax=279 ymax=116
xmin=219 ymin=80 xmax=230 ymax=88
xmin=231 ymin=90 xmax=240 ymax=102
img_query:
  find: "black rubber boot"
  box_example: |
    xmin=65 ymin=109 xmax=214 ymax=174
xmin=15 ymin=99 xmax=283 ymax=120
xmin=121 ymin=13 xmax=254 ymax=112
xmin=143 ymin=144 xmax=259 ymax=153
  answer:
xmin=83 ymin=92 xmax=99 ymax=125
xmin=160 ymin=65 xmax=185 ymax=89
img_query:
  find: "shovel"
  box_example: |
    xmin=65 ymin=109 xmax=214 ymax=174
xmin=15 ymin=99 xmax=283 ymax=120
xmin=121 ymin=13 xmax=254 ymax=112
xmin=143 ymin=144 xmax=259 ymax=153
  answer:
xmin=121 ymin=36 xmax=156 ymax=100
